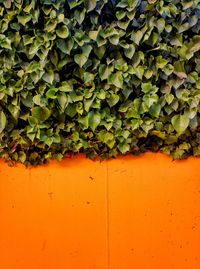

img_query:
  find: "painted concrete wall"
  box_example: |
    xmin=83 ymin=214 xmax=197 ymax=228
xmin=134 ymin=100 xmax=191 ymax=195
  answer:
xmin=0 ymin=153 xmax=200 ymax=269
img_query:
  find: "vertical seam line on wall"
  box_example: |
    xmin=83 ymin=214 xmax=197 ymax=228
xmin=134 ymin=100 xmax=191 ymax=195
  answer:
xmin=106 ymin=161 xmax=110 ymax=269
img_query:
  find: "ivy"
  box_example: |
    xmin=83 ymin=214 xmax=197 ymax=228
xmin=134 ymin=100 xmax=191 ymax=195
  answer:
xmin=0 ymin=0 xmax=200 ymax=165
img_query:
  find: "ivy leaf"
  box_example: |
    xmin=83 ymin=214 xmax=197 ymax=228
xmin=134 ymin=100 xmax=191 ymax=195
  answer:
xmin=124 ymin=44 xmax=135 ymax=59
xmin=26 ymin=61 xmax=41 ymax=73
xmin=85 ymin=0 xmax=97 ymax=12
xmin=4 ymin=0 xmax=12 ymax=8
xmin=32 ymin=107 xmax=51 ymax=122
xmin=17 ymin=15 xmax=31 ymax=26
xmin=56 ymin=39 xmax=68 ymax=54
xmin=135 ymin=65 xmax=144 ymax=80
xmin=0 ymin=34 xmax=11 ymax=49
xmin=141 ymin=83 xmax=153 ymax=93
xmin=0 ymin=111 xmax=7 ymax=132
xmin=131 ymin=30 xmax=143 ymax=45
xmin=171 ymin=114 xmax=190 ymax=134
xmin=74 ymin=8 xmax=86 ymax=24
xmin=89 ymin=30 xmax=98 ymax=41
xmin=108 ymin=72 xmax=123 ymax=88
xmin=88 ymin=111 xmax=101 ymax=131
xmin=78 ymin=115 xmax=89 ymax=129
xmin=118 ymin=143 xmax=130 ymax=154
xmin=57 ymin=93 xmax=68 ymax=112
xmin=149 ymin=103 xmax=161 ymax=118
xmin=174 ymin=61 xmax=187 ymax=79
xmin=107 ymin=94 xmax=120 ymax=107
xmin=8 ymin=105 xmax=20 ymax=120
xmin=42 ymin=70 xmax=54 ymax=84
xmin=46 ymin=88 xmax=58 ymax=99
xmin=74 ymin=54 xmax=88 ymax=68
xmin=56 ymin=25 xmax=69 ymax=39
xmin=156 ymin=56 xmax=168 ymax=69
xmin=99 ymin=64 xmax=112 ymax=80
xmin=143 ymin=94 xmax=158 ymax=107
xmin=157 ymin=18 xmax=165 ymax=33
xmin=68 ymin=0 xmax=83 ymax=9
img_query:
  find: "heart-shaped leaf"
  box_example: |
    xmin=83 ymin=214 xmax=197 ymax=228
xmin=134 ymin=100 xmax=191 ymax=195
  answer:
xmin=171 ymin=114 xmax=190 ymax=134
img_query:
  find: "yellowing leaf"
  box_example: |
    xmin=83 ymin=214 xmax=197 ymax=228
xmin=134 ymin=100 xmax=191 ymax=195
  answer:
xmin=0 ymin=111 xmax=6 ymax=133
xmin=171 ymin=114 xmax=190 ymax=134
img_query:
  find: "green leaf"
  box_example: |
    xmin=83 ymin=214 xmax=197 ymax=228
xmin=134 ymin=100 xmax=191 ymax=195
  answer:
xmin=56 ymin=39 xmax=68 ymax=54
xmin=165 ymin=93 xmax=174 ymax=105
xmin=89 ymin=30 xmax=98 ymax=41
xmin=44 ymin=20 xmax=57 ymax=32
xmin=118 ymin=143 xmax=130 ymax=154
xmin=88 ymin=111 xmax=101 ymax=131
xmin=171 ymin=114 xmax=190 ymax=134
xmin=109 ymin=35 xmax=119 ymax=45
xmin=108 ymin=72 xmax=123 ymax=88
xmin=97 ymin=89 xmax=106 ymax=100
xmin=74 ymin=54 xmax=88 ymax=68
xmin=0 ymin=34 xmax=11 ymax=49
xmin=59 ymin=81 xmax=73 ymax=92
xmin=163 ymin=64 xmax=174 ymax=76
xmin=74 ymin=8 xmax=86 ymax=24
xmin=28 ymin=116 xmax=38 ymax=126
xmin=56 ymin=25 xmax=69 ymax=39
xmin=131 ymin=119 xmax=140 ymax=130
xmin=116 ymin=10 xmax=126 ymax=20
xmin=156 ymin=56 xmax=168 ymax=69
xmin=26 ymin=61 xmax=41 ymax=73
xmin=149 ymin=103 xmax=161 ymax=118
xmin=78 ymin=115 xmax=89 ymax=129
xmin=173 ymin=61 xmax=187 ymax=79
xmin=17 ymin=15 xmax=31 ymax=26
xmin=85 ymin=0 xmax=97 ymax=12
xmin=46 ymin=88 xmax=58 ymax=99
xmin=57 ymin=93 xmax=68 ymax=112
xmin=68 ymin=0 xmax=83 ymax=9
xmin=143 ymin=94 xmax=158 ymax=108
xmin=32 ymin=107 xmax=51 ymax=122
xmin=98 ymin=130 xmax=115 ymax=148
xmin=66 ymin=104 xmax=77 ymax=117
xmin=124 ymin=44 xmax=135 ymax=59
xmin=157 ymin=18 xmax=165 ymax=33
xmin=42 ymin=70 xmax=54 ymax=84
xmin=135 ymin=65 xmax=144 ymax=80
xmin=84 ymin=97 xmax=94 ymax=112
xmin=0 ymin=111 xmax=6 ymax=133
xmin=141 ymin=83 xmax=153 ymax=93
xmin=8 ymin=105 xmax=20 ymax=120
xmin=83 ymin=72 xmax=95 ymax=83
xmin=131 ymin=30 xmax=143 ymax=45
xmin=99 ymin=64 xmax=112 ymax=80
xmin=107 ymin=94 xmax=120 ymax=107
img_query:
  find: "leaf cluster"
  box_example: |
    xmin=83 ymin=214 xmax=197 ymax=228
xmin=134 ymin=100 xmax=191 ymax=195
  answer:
xmin=0 ymin=0 xmax=200 ymax=165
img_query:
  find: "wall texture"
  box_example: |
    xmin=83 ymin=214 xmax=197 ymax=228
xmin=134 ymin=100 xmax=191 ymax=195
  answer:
xmin=0 ymin=153 xmax=200 ymax=269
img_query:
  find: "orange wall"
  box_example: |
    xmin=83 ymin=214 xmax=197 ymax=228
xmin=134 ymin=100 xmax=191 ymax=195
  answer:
xmin=0 ymin=153 xmax=200 ymax=269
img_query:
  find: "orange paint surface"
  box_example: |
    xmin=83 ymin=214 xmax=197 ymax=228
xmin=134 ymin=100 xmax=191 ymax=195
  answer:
xmin=0 ymin=153 xmax=200 ymax=269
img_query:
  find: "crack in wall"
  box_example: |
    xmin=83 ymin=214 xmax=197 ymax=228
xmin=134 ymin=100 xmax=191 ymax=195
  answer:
xmin=106 ymin=161 xmax=110 ymax=269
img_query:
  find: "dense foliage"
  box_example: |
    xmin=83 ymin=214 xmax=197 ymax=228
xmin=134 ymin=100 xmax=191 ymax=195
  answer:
xmin=0 ymin=0 xmax=200 ymax=165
